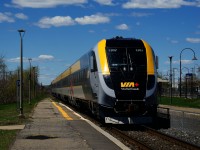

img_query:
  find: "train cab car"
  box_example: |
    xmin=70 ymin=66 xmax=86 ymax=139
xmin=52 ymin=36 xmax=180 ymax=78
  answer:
xmin=51 ymin=36 xmax=158 ymax=124
xmin=92 ymin=37 xmax=158 ymax=124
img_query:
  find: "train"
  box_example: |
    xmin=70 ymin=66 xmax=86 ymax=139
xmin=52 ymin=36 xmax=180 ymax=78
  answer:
xmin=51 ymin=36 xmax=158 ymax=124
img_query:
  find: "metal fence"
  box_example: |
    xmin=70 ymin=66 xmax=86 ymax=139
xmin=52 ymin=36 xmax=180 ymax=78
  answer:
xmin=158 ymin=80 xmax=200 ymax=99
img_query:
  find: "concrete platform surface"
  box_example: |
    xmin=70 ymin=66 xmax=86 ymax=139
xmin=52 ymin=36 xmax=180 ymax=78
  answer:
xmin=159 ymin=104 xmax=200 ymax=114
xmin=0 ymin=125 xmax=25 ymax=130
xmin=11 ymin=98 xmax=129 ymax=150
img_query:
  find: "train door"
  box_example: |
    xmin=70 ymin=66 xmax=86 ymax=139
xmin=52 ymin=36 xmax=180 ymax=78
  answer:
xmin=89 ymin=51 xmax=98 ymax=97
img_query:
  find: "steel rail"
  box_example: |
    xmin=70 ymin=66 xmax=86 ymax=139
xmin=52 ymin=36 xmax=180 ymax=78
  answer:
xmin=111 ymin=127 xmax=153 ymax=150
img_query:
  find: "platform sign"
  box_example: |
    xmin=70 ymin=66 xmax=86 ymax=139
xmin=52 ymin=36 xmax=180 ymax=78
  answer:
xmin=185 ymin=73 xmax=193 ymax=79
xmin=16 ymin=80 xmax=20 ymax=86
xmin=186 ymin=73 xmax=193 ymax=77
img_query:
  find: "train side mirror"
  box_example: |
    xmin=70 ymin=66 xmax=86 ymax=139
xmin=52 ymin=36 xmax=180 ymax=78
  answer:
xmin=156 ymin=56 xmax=159 ymax=69
xmin=90 ymin=51 xmax=97 ymax=72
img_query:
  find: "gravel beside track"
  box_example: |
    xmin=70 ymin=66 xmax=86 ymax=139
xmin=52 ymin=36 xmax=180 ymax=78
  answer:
xmin=124 ymin=127 xmax=200 ymax=150
xmin=159 ymin=128 xmax=200 ymax=147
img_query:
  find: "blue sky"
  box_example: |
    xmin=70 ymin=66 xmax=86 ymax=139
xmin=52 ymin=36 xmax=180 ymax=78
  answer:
xmin=0 ymin=0 xmax=200 ymax=85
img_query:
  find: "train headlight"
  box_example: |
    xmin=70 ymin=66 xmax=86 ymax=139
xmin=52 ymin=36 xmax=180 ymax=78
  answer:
xmin=103 ymin=64 xmax=110 ymax=75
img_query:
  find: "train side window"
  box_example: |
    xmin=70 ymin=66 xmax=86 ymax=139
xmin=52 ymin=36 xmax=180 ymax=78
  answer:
xmin=90 ymin=51 xmax=97 ymax=72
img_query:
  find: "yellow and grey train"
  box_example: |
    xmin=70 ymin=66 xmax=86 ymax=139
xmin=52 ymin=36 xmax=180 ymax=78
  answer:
xmin=51 ymin=37 xmax=158 ymax=124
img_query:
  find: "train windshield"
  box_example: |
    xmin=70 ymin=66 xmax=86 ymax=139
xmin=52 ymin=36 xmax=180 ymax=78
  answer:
xmin=106 ymin=47 xmax=146 ymax=72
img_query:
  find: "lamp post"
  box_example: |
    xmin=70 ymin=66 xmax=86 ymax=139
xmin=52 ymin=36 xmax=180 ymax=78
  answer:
xmin=173 ymin=68 xmax=178 ymax=90
xmin=179 ymin=48 xmax=197 ymax=97
xmin=28 ymin=58 xmax=32 ymax=105
xmin=169 ymin=56 xmax=173 ymax=104
xmin=18 ymin=29 xmax=25 ymax=117
xmin=33 ymin=67 xmax=36 ymax=98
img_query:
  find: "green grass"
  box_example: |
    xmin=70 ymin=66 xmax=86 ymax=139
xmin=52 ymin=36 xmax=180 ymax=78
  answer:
xmin=158 ymin=96 xmax=200 ymax=108
xmin=0 ymin=103 xmax=21 ymax=126
xmin=0 ymin=94 xmax=48 ymax=125
xmin=0 ymin=93 xmax=48 ymax=150
xmin=0 ymin=130 xmax=18 ymax=150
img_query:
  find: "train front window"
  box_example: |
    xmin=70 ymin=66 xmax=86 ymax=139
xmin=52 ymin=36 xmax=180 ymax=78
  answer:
xmin=106 ymin=47 xmax=147 ymax=72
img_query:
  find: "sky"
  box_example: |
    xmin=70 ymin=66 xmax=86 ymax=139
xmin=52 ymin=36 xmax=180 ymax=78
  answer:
xmin=0 ymin=0 xmax=200 ymax=85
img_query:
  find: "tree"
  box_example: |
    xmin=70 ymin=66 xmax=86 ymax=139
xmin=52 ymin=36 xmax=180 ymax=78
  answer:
xmin=0 ymin=55 xmax=42 ymax=104
xmin=0 ymin=55 xmax=7 ymax=80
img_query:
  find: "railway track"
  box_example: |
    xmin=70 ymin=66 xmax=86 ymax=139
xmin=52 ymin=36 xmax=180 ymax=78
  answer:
xmin=110 ymin=126 xmax=200 ymax=150
xmin=109 ymin=127 xmax=152 ymax=150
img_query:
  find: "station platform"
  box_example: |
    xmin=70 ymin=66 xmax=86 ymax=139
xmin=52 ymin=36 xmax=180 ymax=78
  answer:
xmin=11 ymin=98 xmax=129 ymax=150
xmin=159 ymin=104 xmax=200 ymax=114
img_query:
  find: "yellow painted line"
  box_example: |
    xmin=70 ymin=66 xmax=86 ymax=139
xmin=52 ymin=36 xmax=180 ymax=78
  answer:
xmin=52 ymin=102 xmax=73 ymax=120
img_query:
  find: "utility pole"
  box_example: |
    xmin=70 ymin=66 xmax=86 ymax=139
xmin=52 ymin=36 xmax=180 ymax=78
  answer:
xmin=169 ymin=56 xmax=173 ymax=104
xmin=33 ymin=67 xmax=36 ymax=98
xmin=18 ymin=29 xmax=25 ymax=118
xmin=28 ymin=58 xmax=32 ymax=105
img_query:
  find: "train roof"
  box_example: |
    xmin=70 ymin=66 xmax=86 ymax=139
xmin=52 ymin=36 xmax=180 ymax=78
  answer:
xmin=107 ymin=36 xmax=139 ymax=41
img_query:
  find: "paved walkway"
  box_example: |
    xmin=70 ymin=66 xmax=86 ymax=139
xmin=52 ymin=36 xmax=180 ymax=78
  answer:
xmin=0 ymin=125 xmax=25 ymax=130
xmin=10 ymin=98 xmax=124 ymax=150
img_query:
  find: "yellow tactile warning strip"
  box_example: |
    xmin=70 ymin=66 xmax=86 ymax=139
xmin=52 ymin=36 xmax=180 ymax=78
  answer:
xmin=52 ymin=102 xmax=73 ymax=120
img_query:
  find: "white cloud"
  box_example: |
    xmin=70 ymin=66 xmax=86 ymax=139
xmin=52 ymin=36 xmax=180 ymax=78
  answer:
xmin=38 ymin=55 xmax=54 ymax=60
xmin=75 ymin=14 xmax=110 ymax=25
xmin=89 ymin=30 xmax=95 ymax=33
xmin=166 ymin=37 xmax=179 ymax=44
xmin=165 ymin=59 xmax=194 ymax=65
xmin=7 ymin=57 xmax=20 ymax=63
xmin=12 ymin=0 xmax=87 ymax=8
xmin=171 ymin=40 xmax=179 ymax=44
xmin=181 ymin=60 xmax=194 ymax=64
xmin=186 ymin=38 xmax=200 ymax=43
xmin=0 ymin=12 xmax=29 ymax=23
xmin=122 ymin=0 xmax=197 ymax=9
xmin=36 ymin=16 xmax=75 ymax=28
xmin=7 ymin=55 xmax=55 ymax=63
xmin=116 ymin=24 xmax=129 ymax=30
xmin=15 ymin=13 xmax=28 ymax=20
xmin=94 ymin=0 xmax=115 ymax=6
xmin=35 ymin=14 xmax=110 ymax=28
xmin=0 ymin=12 xmax=15 ymax=23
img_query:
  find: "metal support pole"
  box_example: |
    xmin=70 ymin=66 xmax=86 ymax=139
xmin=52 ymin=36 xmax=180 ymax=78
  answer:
xmin=169 ymin=56 xmax=173 ymax=104
xmin=33 ymin=67 xmax=36 ymax=98
xmin=191 ymin=69 xmax=193 ymax=99
xmin=16 ymin=68 xmax=20 ymax=110
xmin=18 ymin=29 xmax=25 ymax=118
xmin=185 ymin=76 xmax=188 ymax=99
xmin=28 ymin=58 xmax=32 ymax=104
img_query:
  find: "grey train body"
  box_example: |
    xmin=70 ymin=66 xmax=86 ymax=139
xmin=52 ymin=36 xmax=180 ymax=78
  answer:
xmin=51 ymin=37 xmax=158 ymax=124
